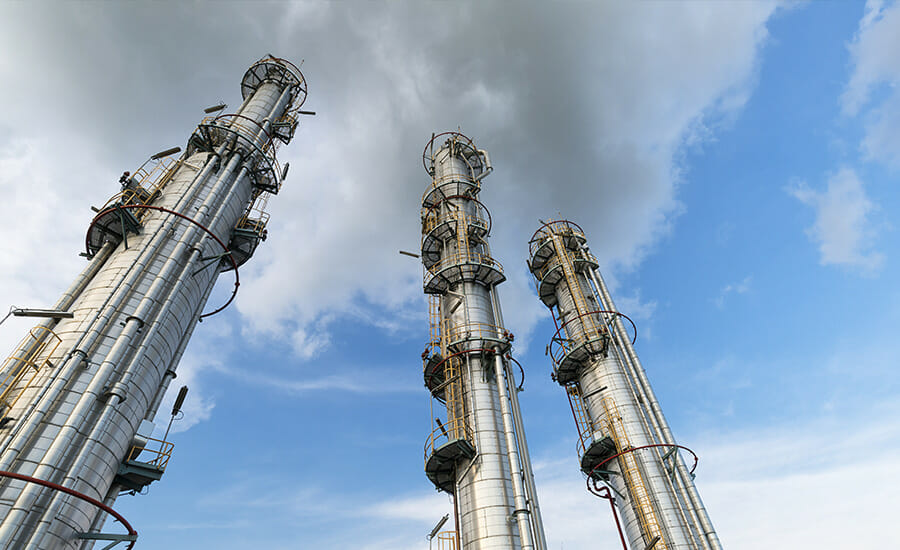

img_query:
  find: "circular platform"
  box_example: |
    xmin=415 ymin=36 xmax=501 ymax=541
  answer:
xmin=552 ymin=335 xmax=609 ymax=385
xmin=423 ymin=254 xmax=506 ymax=294
xmin=580 ymin=436 xmax=618 ymax=480
xmin=534 ymin=252 xmax=599 ymax=307
xmin=422 ymin=131 xmax=485 ymax=178
xmin=241 ymin=56 xmax=307 ymax=107
xmin=425 ymin=437 xmax=476 ymax=494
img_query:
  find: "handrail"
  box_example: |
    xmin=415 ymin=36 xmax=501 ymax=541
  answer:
xmin=533 ymin=246 xmax=598 ymax=281
xmin=528 ymin=219 xmax=587 ymax=257
xmin=548 ymin=309 xmax=637 ymax=367
xmin=126 ymin=437 xmax=174 ymax=471
xmin=0 ymin=327 xmax=62 ymax=416
xmin=86 ymin=204 xmax=239 ymax=319
xmin=422 ymin=131 xmax=479 ymax=175
xmin=435 ymin=530 xmax=458 ymax=550
xmin=443 ymin=323 xmax=511 ymax=348
xmin=0 ymin=470 xmax=137 ymax=550
xmin=424 ymin=421 xmax=474 ymax=464
xmin=424 ymin=251 xmax=504 ymax=279
xmin=421 ymin=195 xmax=492 ymax=240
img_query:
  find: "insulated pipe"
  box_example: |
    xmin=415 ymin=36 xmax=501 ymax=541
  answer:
xmin=490 ymin=286 xmax=547 ymax=549
xmin=493 ymin=351 xmax=534 ymax=550
xmin=0 ymin=153 xmax=243 ymax=545
xmin=587 ymin=267 xmax=721 ymax=550
xmin=0 ymin=149 xmax=221 ymax=458
xmin=24 ymin=162 xmax=249 ymax=547
xmin=145 ymin=254 xmax=219 ymax=422
xmin=0 ymin=241 xmax=115 ymax=395
xmin=598 ymin=308 xmax=706 ymax=546
xmin=80 ymin=482 xmax=121 ymax=550
xmin=27 ymin=83 xmax=284 ymax=542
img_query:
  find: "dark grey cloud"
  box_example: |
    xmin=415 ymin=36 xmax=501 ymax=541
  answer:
xmin=0 ymin=1 xmax=779 ymax=355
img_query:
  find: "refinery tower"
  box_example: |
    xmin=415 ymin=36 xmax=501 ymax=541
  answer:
xmin=420 ymin=132 xmax=546 ymax=549
xmin=527 ymin=220 xmax=720 ymax=550
xmin=0 ymin=55 xmax=308 ymax=548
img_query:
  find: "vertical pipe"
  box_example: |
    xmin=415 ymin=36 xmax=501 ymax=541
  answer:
xmin=490 ymin=286 xmax=547 ymax=549
xmin=588 ymin=267 xmax=721 ymax=550
xmin=0 ymin=56 xmax=308 ymax=547
xmin=493 ymin=351 xmax=534 ymax=550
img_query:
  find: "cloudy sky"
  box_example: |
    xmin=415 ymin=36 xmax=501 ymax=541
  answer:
xmin=1 ymin=1 xmax=899 ymax=548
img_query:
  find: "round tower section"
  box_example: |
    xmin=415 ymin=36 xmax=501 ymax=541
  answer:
xmin=0 ymin=55 xmax=308 ymax=549
xmin=421 ymin=133 xmax=546 ymax=550
xmin=528 ymin=220 xmax=719 ymax=550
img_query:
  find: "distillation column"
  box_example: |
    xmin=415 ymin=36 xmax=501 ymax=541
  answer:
xmin=527 ymin=220 xmax=721 ymax=550
xmin=0 ymin=55 xmax=308 ymax=549
xmin=420 ymin=132 xmax=546 ymax=550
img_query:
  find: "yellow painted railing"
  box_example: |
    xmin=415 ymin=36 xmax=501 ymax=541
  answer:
xmin=601 ymin=397 xmax=667 ymax=550
xmin=99 ymin=156 xmax=181 ymax=219
xmin=0 ymin=326 xmax=62 ymax=415
xmin=126 ymin=437 xmax=174 ymax=472
xmin=567 ymin=383 xmax=595 ymax=457
xmin=435 ymin=530 xmax=458 ymax=550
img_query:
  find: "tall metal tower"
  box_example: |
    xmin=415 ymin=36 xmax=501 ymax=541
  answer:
xmin=420 ymin=132 xmax=546 ymax=550
xmin=527 ymin=220 xmax=721 ymax=550
xmin=0 ymin=55 xmax=308 ymax=549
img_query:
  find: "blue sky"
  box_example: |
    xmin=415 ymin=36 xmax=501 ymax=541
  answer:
xmin=1 ymin=1 xmax=899 ymax=548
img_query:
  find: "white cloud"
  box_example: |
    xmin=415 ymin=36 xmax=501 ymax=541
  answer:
xmin=843 ymin=0 xmax=900 ymax=166
xmin=789 ymin=168 xmax=883 ymax=272
xmin=525 ymin=403 xmax=900 ymax=549
xmin=0 ymin=2 xmax=782 ymax=360
xmin=714 ymin=275 xmax=752 ymax=308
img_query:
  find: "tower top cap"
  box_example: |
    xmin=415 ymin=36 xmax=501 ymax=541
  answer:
xmin=240 ymin=55 xmax=308 ymax=109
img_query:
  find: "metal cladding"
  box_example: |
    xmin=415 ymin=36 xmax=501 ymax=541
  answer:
xmin=420 ymin=132 xmax=547 ymax=550
xmin=0 ymin=55 xmax=307 ymax=548
xmin=527 ymin=220 xmax=722 ymax=550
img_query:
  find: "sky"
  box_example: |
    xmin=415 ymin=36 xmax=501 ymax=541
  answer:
xmin=0 ymin=1 xmax=899 ymax=548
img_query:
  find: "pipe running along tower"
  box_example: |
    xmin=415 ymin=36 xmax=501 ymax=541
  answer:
xmin=0 ymin=55 xmax=308 ymax=548
xmin=420 ymin=132 xmax=547 ymax=550
xmin=527 ymin=220 xmax=721 ymax=550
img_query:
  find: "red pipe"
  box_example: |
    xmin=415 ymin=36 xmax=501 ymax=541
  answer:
xmin=86 ymin=204 xmax=240 ymax=319
xmin=588 ymin=484 xmax=627 ymax=550
xmin=0 ymin=470 xmax=136 ymax=549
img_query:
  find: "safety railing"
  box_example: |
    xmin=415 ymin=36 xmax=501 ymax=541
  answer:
xmin=241 ymin=55 xmax=307 ymax=112
xmin=428 ymin=295 xmax=443 ymax=354
xmin=533 ymin=247 xmax=598 ymax=283
xmin=424 ymin=419 xmax=474 ymax=465
xmin=0 ymin=326 xmax=62 ymax=417
xmin=126 ymin=437 xmax=174 ymax=472
xmin=548 ymin=311 xmax=610 ymax=367
xmin=444 ymin=322 xmax=510 ymax=349
xmin=98 ymin=156 xmax=181 ymax=220
xmin=192 ymin=116 xmax=283 ymax=194
xmin=528 ymin=219 xmax=588 ymax=258
xmin=271 ymin=113 xmax=298 ymax=143
xmin=424 ymin=250 xmax=504 ymax=278
xmin=421 ymin=196 xmax=491 ymax=240
xmin=236 ymin=191 xmax=272 ymax=236
xmin=422 ymin=131 xmax=483 ymax=176
xmin=434 ymin=531 xmax=458 ymax=550
xmin=567 ymin=383 xmax=595 ymax=457
xmin=600 ymin=397 xmax=667 ymax=550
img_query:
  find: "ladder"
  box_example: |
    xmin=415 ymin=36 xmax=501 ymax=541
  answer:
xmin=601 ymin=396 xmax=667 ymax=550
